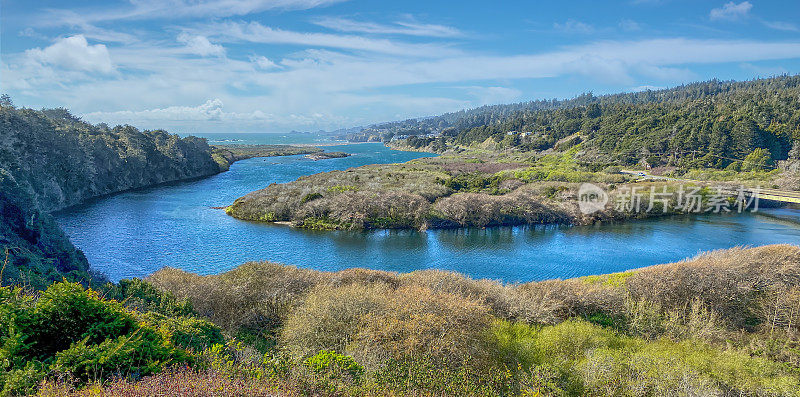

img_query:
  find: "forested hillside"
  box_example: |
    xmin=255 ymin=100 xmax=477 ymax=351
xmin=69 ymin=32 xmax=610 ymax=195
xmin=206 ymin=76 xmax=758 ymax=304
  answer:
xmin=0 ymin=104 xmax=222 ymax=212
xmin=0 ymin=101 xmax=224 ymax=287
xmin=359 ymin=76 xmax=800 ymax=168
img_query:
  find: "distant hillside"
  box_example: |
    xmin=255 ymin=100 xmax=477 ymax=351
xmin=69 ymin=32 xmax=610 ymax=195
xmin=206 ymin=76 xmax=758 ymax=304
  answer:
xmin=0 ymin=103 xmax=225 ymax=287
xmin=356 ymin=75 xmax=800 ymax=168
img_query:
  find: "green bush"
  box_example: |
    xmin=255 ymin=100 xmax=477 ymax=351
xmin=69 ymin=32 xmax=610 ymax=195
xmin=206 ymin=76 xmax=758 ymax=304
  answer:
xmin=438 ymin=172 xmax=505 ymax=194
xmin=304 ymin=350 xmax=364 ymax=383
xmin=0 ymin=282 xmax=207 ymax=394
xmin=487 ymin=319 xmax=800 ymax=396
xmin=101 ymin=278 xmax=194 ymax=317
xmin=28 ymin=282 xmax=137 ymax=359
xmin=51 ymin=327 xmax=190 ymax=382
xmin=139 ymin=313 xmax=224 ymax=352
xmin=299 ymin=192 xmax=323 ymax=204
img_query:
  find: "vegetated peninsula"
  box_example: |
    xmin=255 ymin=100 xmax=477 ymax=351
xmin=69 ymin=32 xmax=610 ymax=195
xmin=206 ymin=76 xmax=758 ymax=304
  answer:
xmin=304 ymin=151 xmax=350 ymax=161
xmin=0 ymin=101 xmax=323 ymax=288
xmin=212 ymin=144 xmax=323 ymax=171
xmin=226 ymin=75 xmax=800 ymax=230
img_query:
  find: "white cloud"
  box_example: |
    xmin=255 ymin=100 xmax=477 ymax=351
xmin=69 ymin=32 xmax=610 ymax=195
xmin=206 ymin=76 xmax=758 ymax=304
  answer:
xmin=9 ymin=36 xmax=800 ymax=132
xmin=80 ymin=97 xmax=365 ymax=131
xmin=710 ymin=1 xmax=752 ymax=21
xmin=250 ymin=55 xmax=279 ymax=69
xmin=762 ymin=21 xmax=799 ymax=32
xmin=177 ymin=33 xmax=226 ymax=57
xmin=84 ymin=99 xmax=234 ymax=122
xmin=203 ymin=21 xmax=462 ymax=57
xmin=42 ymin=0 xmax=348 ymax=26
xmin=312 ymin=17 xmax=463 ymax=37
xmin=18 ymin=28 xmax=48 ymax=40
xmin=25 ymin=35 xmax=114 ymax=73
xmin=553 ymin=19 xmax=594 ymax=33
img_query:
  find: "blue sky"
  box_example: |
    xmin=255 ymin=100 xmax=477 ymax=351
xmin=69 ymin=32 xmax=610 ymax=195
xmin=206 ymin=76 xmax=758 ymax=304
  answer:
xmin=2 ymin=0 xmax=800 ymax=133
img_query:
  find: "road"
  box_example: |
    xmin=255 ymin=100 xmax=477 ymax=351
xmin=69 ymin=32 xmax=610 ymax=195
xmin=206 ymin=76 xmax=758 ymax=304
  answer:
xmin=620 ymin=170 xmax=800 ymax=204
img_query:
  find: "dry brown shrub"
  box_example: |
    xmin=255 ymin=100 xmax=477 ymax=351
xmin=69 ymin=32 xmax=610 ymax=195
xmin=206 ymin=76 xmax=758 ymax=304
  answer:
xmin=399 ymin=270 xmax=519 ymax=319
xmin=662 ymin=298 xmax=727 ymax=341
xmin=329 ymin=268 xmax=400 ymax=288
xmin=758 ymin=286 xmax=800 ymax=338
xmin=514 ymin=278 xmax=626 ymax=324
xmin=280 ymin=282 xmax=492 ymax=370
xmin=354 ymin=285 xmax=492 ymax=369
xmin=37 ymin=369 xmax=279 ymax=396
xmin=433 ymin=191 xmax=571 ymax=227
xmin=148 ymin=262 xmax=323 ymax=331
xmin=625 ymin=245 xmax=800 ymax=329
xmin=280 ymin=283 xmax=392 ymax=358
xmin=304 ymin=190 xmax=432 ymax=228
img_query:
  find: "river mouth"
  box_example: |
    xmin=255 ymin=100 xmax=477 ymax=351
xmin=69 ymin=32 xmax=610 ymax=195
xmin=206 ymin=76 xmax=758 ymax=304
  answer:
xmin=55 ymin=142 xmax=800 ymax=283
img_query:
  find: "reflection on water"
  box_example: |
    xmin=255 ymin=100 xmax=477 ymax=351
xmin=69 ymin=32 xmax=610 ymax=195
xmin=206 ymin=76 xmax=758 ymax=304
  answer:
xmin=55 ymin=143 xmax=800 ymax=283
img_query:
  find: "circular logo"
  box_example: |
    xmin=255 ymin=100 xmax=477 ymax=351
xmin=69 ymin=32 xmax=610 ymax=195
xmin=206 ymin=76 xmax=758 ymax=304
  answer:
xmin=578 ymin=183 xmax=608 ymax=214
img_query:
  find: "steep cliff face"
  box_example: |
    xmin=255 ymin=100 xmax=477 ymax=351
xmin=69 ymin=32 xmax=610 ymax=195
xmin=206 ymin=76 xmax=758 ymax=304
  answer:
xmin=0 ymin=174 xmax=92 ymax=289
xmin=0 ymin=105 xmax=224 ymax=287
xmin=0 ymin=106 xmax=222 ymax=212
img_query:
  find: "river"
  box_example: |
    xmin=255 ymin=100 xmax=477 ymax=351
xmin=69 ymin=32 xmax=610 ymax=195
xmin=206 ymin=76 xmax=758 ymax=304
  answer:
xmin=55 ymin=138 xmax=800 ymax=283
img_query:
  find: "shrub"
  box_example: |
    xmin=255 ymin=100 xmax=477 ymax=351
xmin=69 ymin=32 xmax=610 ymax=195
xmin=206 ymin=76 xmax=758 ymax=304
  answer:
xmin=438 ymin=172 xmax=506 ymax=194
xmin=139 ymin=313 xmax=224 ymax=352
xmin=280 ymin=283 xmax=391 ymax=359
xmin=28 ymin=282 xmax=137 ymax=359
xmin=0 ymin=282 xmax=203 ymax=393
xmin=101 ymin=278 xmax=193 ymax=317
xmin=488 ymin=319 xmax=800 ymax=396
xmin=148 ymin=263 xmax=323 ymax=332
xmin=51 ymin=327 xmax=190 ymax=382
xmin=625 ymin=245 xmax=800 ymax=330
xmin=303 ymin=350 xmax=364 ymax=384
xmin=299 ymin=192 xmax=323 ymax=204
xmin=281 ymin=283 xmax=493 ymax=370
xmin=353 ymin=285 xmax=492 ymax=369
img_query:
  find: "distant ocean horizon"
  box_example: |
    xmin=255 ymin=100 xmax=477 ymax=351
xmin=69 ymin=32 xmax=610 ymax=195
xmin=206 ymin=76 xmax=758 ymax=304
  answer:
xmin=186 ymin=132 xmax=346 ymax=146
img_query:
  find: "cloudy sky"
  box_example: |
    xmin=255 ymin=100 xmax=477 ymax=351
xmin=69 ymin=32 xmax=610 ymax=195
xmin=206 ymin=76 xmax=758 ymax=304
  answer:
xmin=2 ymin=0 xmax=800 ymax=133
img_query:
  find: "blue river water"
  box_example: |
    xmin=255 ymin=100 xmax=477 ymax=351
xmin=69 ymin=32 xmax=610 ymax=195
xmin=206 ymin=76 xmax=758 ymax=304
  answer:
xmin=55 ymin=139 xmax=800 ymax=283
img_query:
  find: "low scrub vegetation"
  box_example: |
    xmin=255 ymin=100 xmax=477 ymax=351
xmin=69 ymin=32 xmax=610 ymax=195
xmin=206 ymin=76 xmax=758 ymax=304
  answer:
xmin=91 ymin=244 xmax=799 ymax=396
xmin=224 ymin=150 xmax=692 ymax=230
xmin=0 ymin=245 xmax=796 ymax=395
xmin=225 ymin=146 xmax=769 ymax=230
xmin=0 ymin=280 xmax=222 ymax=395
xmin=211 ymin=144 xmax=322 ymax=171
